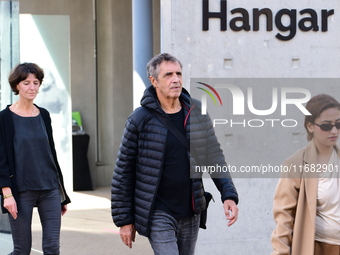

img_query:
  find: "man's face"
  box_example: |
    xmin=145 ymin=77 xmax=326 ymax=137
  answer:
xmin=150 ymin=61 xmax=182 ymax=102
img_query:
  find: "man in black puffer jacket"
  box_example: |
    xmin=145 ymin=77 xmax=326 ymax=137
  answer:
xmin=111 ymin=53 xmax=238 ymax=254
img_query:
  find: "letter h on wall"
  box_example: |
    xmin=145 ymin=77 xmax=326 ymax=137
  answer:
xmin=202 ymin=0 xmax=227 ymax=31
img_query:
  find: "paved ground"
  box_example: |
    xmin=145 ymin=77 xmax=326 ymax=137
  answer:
xmin=0 ymin=187 xmax=153 ymax=255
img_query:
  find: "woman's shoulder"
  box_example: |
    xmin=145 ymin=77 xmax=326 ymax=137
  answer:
xmin=35 ymin=104 xmax=48 ymax=112
xmin=0 ymin=105 xmax=11 ymax=118
xmin=35 ymin=105 xmax=50 ymax=117
xmin=280 ymin=146 xmax=309 ymax=180
xmin=285 ymin=146 xmax=306 ymax=163
xmin=282 ymin=146 xmax=308 ymax=172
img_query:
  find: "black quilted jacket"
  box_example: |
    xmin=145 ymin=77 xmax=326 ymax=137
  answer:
xmin=111 ymin=86 xmax=238 ymax=237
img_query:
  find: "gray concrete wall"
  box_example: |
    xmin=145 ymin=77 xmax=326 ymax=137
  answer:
xmin=152 ymin=0 xmax=161 ymax=56
xmin=95 ymin=0 xmax=160 ymax=187
xmin=161 ymin=0 xmax=340 ymax=254
xmin=19 ymin=0 xmax=98 ymax=187
xmin=96 ymin=0 xmax=133 ymax=187
xmin=18 ymin=0 xmax=136 ymax=188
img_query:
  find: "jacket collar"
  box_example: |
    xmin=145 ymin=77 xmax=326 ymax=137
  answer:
xmin=303 ymin=139 xmax=340 ymax=165
xmin=140 ymin=85 xmax=191 ymax=115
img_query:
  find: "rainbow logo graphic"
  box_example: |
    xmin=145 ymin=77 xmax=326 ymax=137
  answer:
xmin=196 ymin=82 xmax=223 ymax=106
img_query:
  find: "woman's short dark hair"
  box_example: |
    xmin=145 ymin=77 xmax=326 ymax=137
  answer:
xmin=8 ymin=63 xmax=44 ymax=95
xmin=304 ymin=94 xmax=340 ymax=141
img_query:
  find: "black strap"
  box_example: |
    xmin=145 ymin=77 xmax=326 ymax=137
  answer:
xmin=154 ymin=110 xmax=208 ymax=202
xmin=153 ymin=111 xmax=190 ymax=151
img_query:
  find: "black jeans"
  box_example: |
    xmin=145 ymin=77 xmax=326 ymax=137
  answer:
xmin=8 ymin=189 xmax=61 ymax=255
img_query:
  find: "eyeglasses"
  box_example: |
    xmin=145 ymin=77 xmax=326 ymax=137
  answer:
xmin=314 ymin=122 xmax=340 ymax=131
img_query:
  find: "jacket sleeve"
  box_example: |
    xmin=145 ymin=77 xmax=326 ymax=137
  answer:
xmin=271 ymin=158 xmax=301 ymax=255
xmin=203 ymin=113 xmax=239 ymax=204
xmin=111 ymin=117 xmax=138 ymax=227
xmin=0 ymin=115 xmax=11 ymax=190
xmin=40 ymin=108 xmax=71 ymax=205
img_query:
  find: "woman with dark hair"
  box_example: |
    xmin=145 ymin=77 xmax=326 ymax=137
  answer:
xmin=0 ymin=63 xmax=70 ymax=255
xmin=271 ymin=94 xmax=340 ymax=255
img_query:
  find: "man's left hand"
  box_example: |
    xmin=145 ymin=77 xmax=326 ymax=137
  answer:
xmin=223 ymin=200 xmax=238 ymax=227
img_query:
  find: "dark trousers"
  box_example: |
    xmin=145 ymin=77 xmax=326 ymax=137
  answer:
xmin=315 ymin=241 xmax=340 ymax=255
xmin=8 ymin=189 xmax=61 ymax=255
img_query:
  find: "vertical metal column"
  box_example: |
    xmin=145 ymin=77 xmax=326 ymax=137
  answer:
xmin=132 ymin=0 xmax=153 ymax=108
xmin=0 ymin=0 xmax=19 ymax=239
xmin=0 ymin=1 xmax=19 ymax=109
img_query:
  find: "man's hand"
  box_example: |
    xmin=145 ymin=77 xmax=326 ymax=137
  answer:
xmin=120 ymin=224 xmax=136 ymax=248
xmin=61 ymin=204 xmax=68 ymax=216
xmin=223 ymin=200 xmax=238 ymax=227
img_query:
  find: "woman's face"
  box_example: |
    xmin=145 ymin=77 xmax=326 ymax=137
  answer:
xmin=16 ymin=73 xmax=40 ymax=101
xmin=307 ymin=107 xmax=340 ymax=149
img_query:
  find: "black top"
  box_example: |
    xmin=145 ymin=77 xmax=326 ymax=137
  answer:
xmin=154 ymin=107 xmax=193 ymax=219
xmin=12 ymin=112 xmax=59 ymax=192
